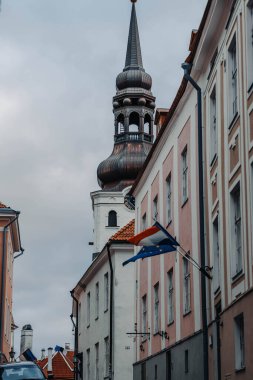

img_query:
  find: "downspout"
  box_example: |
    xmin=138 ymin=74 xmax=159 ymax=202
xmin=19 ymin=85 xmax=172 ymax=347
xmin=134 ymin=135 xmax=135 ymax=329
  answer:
xmin=106 ymin=243 xmax=113 ymax=380
xmin=70 ymin=291 xmax=79 ymax=380
xmin=0 ymin=212 xmax=20 ymax=353
xmin=182 ymin=62 xmax=209 ymax=380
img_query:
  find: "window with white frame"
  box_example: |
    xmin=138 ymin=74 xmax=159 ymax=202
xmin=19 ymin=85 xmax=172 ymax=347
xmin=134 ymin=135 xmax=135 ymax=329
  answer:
xmin=154 ymin=283 xmax=159 ymax=334
xmin=210 ymin=85 xmax=218 ymax=162
xmin=167 ymin=270 xmax=174 ymax=324
xmin=213 ymin=216 xmax=220 ymax=292
xmin=142 ymin=213 xmax=147 ymax=231
xmin=228 ymin=35 xmax=238 ymax=122
xmin=234 ymin=314 xmax=245 ymax=370
xmin=230 ymin=185 xmax=242 ymax=277
xmin=86 ymin=349 xmax=90 ymax=380
xmin=247 ymin=0 xmax=253 ymax=89
xmin=153 ymin=196 xmax=158 ymax=221
xmin=87 ymin=292 xmax=90 ymax=327
xmin=95 ymin=282 xmax=99 ymax=319
xmin=95 ymin=343 xmax=99 ymax=380
xmin=142 ymin=295 xmax=147 ymax=340
xmin=181 ymin=148 xmax=188 ymax=204
xmin=183 ymin=257 xmax=191 ymax=314
xmin=104 ymin=273 xmax=109 ymax=312
xmin=166 ymin=174 xmax=172 ymax=224
xmin=104 ymin=337 xmax=109 ymax=377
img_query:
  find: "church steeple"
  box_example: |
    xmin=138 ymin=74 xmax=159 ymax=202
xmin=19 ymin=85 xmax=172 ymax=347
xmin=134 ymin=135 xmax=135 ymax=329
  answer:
xmin=97 ymin=0 xmax=156 ymax=192
xmin=125 ymin=1 xmax=143 ymax=70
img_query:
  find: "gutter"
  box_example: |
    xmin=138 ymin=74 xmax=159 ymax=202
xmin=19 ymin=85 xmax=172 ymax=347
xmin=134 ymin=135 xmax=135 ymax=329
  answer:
xmin=0 ymin=212 xmax=21 ymax=353
xmin=70 ymin=291 xmax=79 ymax=380
xmin=106 ymin=243 xmax=114 ymax=380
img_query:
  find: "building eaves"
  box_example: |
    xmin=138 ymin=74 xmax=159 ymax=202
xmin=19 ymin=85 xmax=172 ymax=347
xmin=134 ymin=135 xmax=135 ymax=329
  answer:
xmin=129 ymin=0 xmax=213 ymax=196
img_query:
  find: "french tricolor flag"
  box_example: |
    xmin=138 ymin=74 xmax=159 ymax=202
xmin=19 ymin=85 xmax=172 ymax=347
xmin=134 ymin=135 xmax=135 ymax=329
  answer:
xmin=123 ymin=222 xmax=179 ymax=266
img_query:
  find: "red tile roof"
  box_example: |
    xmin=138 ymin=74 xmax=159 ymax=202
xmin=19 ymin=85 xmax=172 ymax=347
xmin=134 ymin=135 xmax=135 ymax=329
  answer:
xmin=37 ymin=351 xmax=74 ymax=380
xmin=110 ymin=219 xmax=135 ymax=242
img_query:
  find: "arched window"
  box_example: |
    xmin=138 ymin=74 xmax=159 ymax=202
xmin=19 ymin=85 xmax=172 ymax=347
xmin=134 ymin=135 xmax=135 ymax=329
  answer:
xmin=129 ymin=112 xmax=139 ymax=132
xmin=108 ymin=210 xmax=117 ymax=227
xmin=117 ymin=114 xmax=124 ymax=134
xmin=144 ymin=114 xmax=151 ymax=134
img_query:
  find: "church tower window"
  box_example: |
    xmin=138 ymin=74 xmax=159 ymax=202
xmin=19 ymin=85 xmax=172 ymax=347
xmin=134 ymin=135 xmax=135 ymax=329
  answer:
xmin=108 ymin=211 xmax=117 ymax=227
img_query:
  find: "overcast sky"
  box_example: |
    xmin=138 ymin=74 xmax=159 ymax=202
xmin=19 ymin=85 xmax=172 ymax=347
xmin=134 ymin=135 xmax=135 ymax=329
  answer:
xmin=0 ymin=0 xmax=207 ymax=358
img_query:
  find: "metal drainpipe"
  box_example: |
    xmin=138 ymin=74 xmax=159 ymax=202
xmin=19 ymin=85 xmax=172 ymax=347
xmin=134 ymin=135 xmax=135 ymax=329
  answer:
xmin=106 ymin=244 xmax=113 ymax=380
xmin=70 ymin=292 xmax=79 ymax=380
xmin=182 ymin=62 xmax=209 ymax=380
xmin=0 ymin=213 xmax=20 ymax=353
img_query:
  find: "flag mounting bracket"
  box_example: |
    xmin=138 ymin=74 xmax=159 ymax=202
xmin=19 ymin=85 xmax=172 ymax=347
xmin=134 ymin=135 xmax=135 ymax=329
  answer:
xmin=126 ymin=331 xmax=150 ymax=340
xmin=157 ymin=330 xmax=169 ymax=340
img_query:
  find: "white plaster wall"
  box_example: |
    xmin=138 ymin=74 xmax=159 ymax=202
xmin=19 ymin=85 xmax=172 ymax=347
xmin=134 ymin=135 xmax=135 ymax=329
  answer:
xmin=77 ymin=245 xmax=135 ymax=380
xmin=91 ymin=191 xmax=134 ymax=252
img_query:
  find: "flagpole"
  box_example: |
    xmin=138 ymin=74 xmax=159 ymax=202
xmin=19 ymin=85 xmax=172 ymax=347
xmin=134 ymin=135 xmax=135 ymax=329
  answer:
xmin=182 ymin=62 xmax=209 ymax=380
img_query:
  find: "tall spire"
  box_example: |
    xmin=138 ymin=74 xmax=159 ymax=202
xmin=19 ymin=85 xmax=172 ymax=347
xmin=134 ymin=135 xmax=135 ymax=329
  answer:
xmin=97 ymin=0 xmax=156 ymax=192
xmin=124 ymin=1 xmax=143 ymax=71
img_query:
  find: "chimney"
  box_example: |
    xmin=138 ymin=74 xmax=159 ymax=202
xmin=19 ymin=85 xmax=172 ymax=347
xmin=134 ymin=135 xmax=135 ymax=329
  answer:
xmin=20 ymin=324 xmax=33 ymax=355
xmin=65 ymin=343 xmax=70 ymax=351
xmin=47 ymin=347 xmax=53 ymax=375
xmin=41 ymin=349 xmax=46 ymax=360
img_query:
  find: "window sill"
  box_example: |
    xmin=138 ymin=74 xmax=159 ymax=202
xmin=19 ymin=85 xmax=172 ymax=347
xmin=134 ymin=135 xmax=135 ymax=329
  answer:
xmin=166 ymin=219 xmax=172 ymax=228
xmin=167 ymin=320 xmax=174 ymax=327
xmin=181 ymin=198 xmax=189 ymax=208
xmin=183 ymin=310 xmax=191 ymax=317
xmin=104 ymin=308 xmax=108 ymax=313
xmin=235 ymin=366 xmax=246 ymax=373
xmin=95 ymin=316 xmax=99 ymax=321
xmin=248 ymin=82 xmax=253 ymax=95
xmin=87 ymin=324 xmax=90 ymax=329
xmin=106 ymin=226 xmax=120 ymax=229
xmin=214 ymin=286 xmax=221 ymax=296
xmin=232 ymin=269 xmax=243 ymax=283
xmin=210 ymin=153 xmax=218 ymax=169
xmin=228 ymin=112 xmax=239 ymax=131
xmin=153 ymin=331 xmax=160 ymax=337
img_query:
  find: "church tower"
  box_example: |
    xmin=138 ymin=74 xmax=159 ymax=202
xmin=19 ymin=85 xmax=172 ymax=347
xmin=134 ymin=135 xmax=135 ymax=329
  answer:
xmin=97 ymin=0 xmax=156 ymax=191
xmin=91 ymin=0 xmax=155 ymax=253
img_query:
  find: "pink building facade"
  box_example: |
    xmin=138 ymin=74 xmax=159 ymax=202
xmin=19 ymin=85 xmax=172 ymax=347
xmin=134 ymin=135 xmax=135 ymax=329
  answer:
xmin=131 ymin=1 xmax=253 ymax=379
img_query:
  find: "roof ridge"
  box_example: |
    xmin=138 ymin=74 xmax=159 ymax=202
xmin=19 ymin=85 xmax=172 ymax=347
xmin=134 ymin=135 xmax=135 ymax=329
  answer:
xmin=60 ymin=351 xmax=74 ymax=371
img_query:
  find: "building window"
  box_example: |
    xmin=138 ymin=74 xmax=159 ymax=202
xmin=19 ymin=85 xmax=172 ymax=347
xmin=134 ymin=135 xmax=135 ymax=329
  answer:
xmin=183 ymin=257 xmax=191 ymax=314
xmin=230 ymin=185 xmax=242 ymax=277
xmin=95 ymin=343 xmax=99 ymax=380
xmin=95 ymin=282 xmax=99 ymax=319
xmin=210 ymin=85 xmax=218 ymax=163
xmin=181 ymin=148 xmax=188 ymax=204
xmin=142 ymin=213 xmax=147 ymax=231
xmin=213 ymin=216 xmax=220 ymax=292
xmin=167 ymin=270 xmax=174 ymax=324
xmin=166 ymin=174 xmax=172 ymax=224
xmin=247 ymin=0 xmax=253 ymax=89
xmin=154 ymin=283 xmax=159 ymax=334
xmin=142 ymin=295 xmax=147 ymax=341
xmin=86 ymin=349 xmax=90 ymax=380
xmin=234 ymin=314 xmax=245 ymax=370
xmin=228 ymin=35 xmax=238 ymax=122
xmin=108 ymin=210 xmax=117 ymax=227
xmin=104 ymin=273 xmax=109 ymax=312
xmin=185 ymin=350 xmax=189 ymax=373
xmin=153 ymin=196 xmax=158 ymax=221
xmin=87 ymin=292 xmax=90 ymax=327
xmin=104 ymin=337 xmax=109 ymax=378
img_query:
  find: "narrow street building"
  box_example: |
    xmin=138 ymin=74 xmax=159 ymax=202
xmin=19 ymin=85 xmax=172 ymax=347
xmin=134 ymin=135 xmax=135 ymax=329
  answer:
xmin=130 ymin=0 xmax=253 ymax=379
xmin=0 ymin=202 xmax=22 ymax=362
